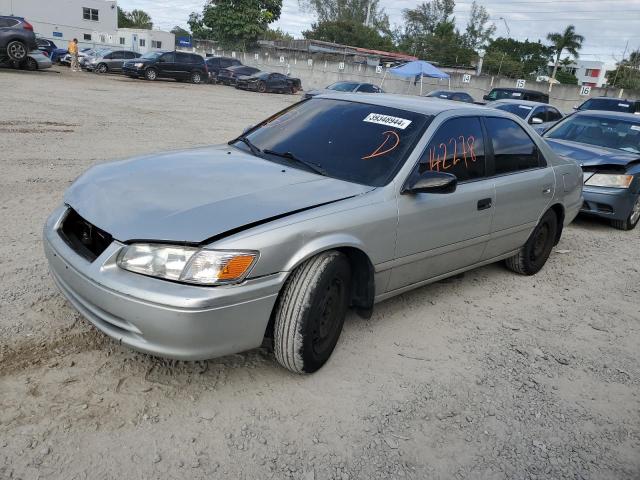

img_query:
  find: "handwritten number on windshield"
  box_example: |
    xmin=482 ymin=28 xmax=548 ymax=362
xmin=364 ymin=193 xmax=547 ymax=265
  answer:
xmin=362 ymin=130 xmax=400 ymax=160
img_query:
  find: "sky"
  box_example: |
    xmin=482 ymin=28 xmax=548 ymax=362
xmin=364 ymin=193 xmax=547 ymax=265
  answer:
xmin=117 ymin=0 xmax=640 ymax=69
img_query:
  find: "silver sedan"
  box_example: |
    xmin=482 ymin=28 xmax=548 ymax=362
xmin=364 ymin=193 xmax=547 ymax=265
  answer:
xmin=43 ymin=95 xmax=583 ymax=374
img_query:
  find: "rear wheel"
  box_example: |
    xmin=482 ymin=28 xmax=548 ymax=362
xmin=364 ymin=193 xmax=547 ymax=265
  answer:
xmin=273 ymin=251 xmax=351 ymax=374
xmin=505 ymin=209 xmax=558 ymax=275
xmin=190 ymin=71 xmax=202 ymax=84
xmin=611 ymin=194 xmax=640 ymax=231
xmin=6 ymin=40 xmax=27 ymax=61
xmin=144 ymin=68 xmax=157 ymax=81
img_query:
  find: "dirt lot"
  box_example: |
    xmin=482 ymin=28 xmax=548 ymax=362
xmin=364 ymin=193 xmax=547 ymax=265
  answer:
xmin=0 ymin=67 xmax=639 ymax=480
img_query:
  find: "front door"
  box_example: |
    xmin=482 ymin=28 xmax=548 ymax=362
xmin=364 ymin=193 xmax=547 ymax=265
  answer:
xmin=481 ymin=116 xmax=555 ymax=259
xmin=157 ymin=52 xmax=176 ymax=78
xmin=388 ymin=116 xmax=495 ymax=292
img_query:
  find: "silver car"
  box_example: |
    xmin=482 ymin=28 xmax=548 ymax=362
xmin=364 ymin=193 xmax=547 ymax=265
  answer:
xmin=85 ymin=49 xmax=141 ymax=73
xmin=491 ymin=99 xmax=564 ymax=134
xmin=43 ymin=95 xmax=583 ymax=374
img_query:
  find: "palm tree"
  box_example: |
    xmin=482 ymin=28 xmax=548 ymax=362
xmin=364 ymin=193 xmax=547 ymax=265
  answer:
xmin=128 ymin=9 xmax=153 ymax=30
xmin=547 ymin=25 xmax=584 ymax=86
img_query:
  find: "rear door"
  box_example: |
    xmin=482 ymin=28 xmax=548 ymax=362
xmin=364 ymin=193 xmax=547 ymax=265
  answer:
xmin=108 ymin=50 xmax=125 ymax=70
xmin=481 ymin=116 xmax=555 ymax=259
xmin=389 ymin=116 xmax=495 ymax=291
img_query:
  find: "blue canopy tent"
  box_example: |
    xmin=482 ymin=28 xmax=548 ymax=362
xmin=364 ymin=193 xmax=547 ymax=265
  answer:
xmin=382 ymin=60 xmax=450 ymax=95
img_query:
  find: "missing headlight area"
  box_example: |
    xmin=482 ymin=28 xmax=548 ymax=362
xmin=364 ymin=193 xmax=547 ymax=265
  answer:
xmin=59 ymin=208 xmax=112 ymax=262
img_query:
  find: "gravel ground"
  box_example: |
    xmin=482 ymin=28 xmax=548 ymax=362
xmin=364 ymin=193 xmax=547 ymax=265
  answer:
xmin=0 ymin=67 xmax=639 ymax=480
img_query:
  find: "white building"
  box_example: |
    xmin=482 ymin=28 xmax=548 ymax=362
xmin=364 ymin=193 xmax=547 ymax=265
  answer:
xmin=548 ymin=59 xmax=607 ymax=88
xmin=0 ymin=0 xmax=173 ymax=53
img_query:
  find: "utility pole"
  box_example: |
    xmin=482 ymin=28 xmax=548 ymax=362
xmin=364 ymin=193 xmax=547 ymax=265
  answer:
xmin=365 ymin=0 xmax=372 ymax=27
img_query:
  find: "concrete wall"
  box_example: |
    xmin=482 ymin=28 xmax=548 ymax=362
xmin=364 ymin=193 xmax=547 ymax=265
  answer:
xmin=206 ymin=48 xmax=640 ymax=114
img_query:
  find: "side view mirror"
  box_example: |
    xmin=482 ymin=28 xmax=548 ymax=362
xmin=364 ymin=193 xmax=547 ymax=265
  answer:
xmin=483 ymin=94 xmax=489 ymax=100
xmin=402 ymin=171 xmax=457 ymax=195
xmin=573 ymin=105 xmax=579 ymax=110
xmin=242 ymin=125 xmax=253 ymax=134
xmin=531 ymin=117 xmax=544 ymax=124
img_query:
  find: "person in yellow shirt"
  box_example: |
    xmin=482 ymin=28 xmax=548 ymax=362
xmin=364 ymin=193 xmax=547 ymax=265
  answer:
xmin=68 ymin=38 xmax=80 ymax=72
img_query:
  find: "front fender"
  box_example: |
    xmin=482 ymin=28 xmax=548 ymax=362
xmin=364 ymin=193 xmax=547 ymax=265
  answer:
xmin=283 ymin=233 xmax=370 ymax=272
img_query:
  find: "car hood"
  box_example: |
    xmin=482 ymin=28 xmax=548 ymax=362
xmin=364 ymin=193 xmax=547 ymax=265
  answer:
xmin=64 ymin=145 xmax=373 ymax=244
xmin=544 ymin=138 xmax=640 ymax=167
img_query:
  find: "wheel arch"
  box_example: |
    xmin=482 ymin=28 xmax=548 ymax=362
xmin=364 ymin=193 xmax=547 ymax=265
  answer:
xmin=548 ymin=203 xmax=565 ymax=245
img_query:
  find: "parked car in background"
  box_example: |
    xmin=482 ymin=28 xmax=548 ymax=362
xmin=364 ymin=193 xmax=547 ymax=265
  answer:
xmin=0 ymin=49 xmax=51 ymax=71
xmin=50 ymin=48 xmax=68 ymax=64
xmin=0 ymin=15 xmax=37 ymax=62
xmin=491 ymin=99 xmax=564 ymax=134
xmin=36 ymin=38 xmax=57 ymax=57
xmin=123 ymin=51 xmax=208 ymax=84
xmin=574 ymin=97 xmax=640 ymax=115
xmin=61 ymin=47 xmax=94 ymax=66
xmin=43 ymin=93 xmax=582 ymax=374
xmin=235 ymin=71 xmax=302 ymax=94
xmin=483 ymin=88 xmax=549 ymax=104
xmin=217 ymin=65 xmax=261 ymax=86
xmin=86 ymin=49 xmax=141 ymax=73
xmin=544 ymin=111 xmax=640 ymax=230
xmin=425 ymin=90 xmax=474 ymax=103
xmin=205 ymin=56 xmax=241 ymax=82
xmin=304 ymin=81 xmax=384 ymax=99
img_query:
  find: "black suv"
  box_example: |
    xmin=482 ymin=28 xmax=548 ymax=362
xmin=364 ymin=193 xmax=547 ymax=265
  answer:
xmin=483 ymin=88 xmax=549 ymax=104
xmin=205 ymin=56 xmax=241 ymax=82
xmin=123 ymin=51 xmax=208 ymax=84
xmin=0 ymin=16 xmax=37 ymax=62
xmin=575 ymin=96 xmax=640 ymax=114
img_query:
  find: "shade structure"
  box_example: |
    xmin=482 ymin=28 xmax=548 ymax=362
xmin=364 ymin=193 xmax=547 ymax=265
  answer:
xmin=385 ymin=60 xmax=450 ymax=95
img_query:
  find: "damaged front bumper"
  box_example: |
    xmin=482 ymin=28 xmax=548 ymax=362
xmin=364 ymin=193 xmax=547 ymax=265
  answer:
xmin=43 ymin=206 xmax=285 ymax=360
xmin=580 ymin=186 xmax=639 ymax=221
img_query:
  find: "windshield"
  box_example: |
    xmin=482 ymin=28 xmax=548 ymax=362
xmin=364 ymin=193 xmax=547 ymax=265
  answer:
xmin=578 ymin=98 xmax=636 ymax=113
xmin=141 ymin=51 xmax=162 ymax=60
xmin=493 ymin=103 xmax=533 ymax=119
xmin=546 ymin=115 xmax=640 ymax=154
xmin=487 ymin=89 xmax=520 ymax=100
xmin=233 ymin=98 xmax=431 ymax=186
xmin=327 ymin=82 xmax=359 ymax=92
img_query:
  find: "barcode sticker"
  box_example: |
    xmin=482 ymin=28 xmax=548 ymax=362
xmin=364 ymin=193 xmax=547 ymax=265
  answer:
xmin=364 ymin=113 xmax=412 ymax=130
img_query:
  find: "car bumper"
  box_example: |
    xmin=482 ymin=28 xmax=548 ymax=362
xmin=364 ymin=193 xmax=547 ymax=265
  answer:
xmin=580 ymin=186 xmax=638 ymax=221
xmin=123 ymin=66 xmax=143 ymax=76
xmin=43 ymin=206 xmax=284 ymax=361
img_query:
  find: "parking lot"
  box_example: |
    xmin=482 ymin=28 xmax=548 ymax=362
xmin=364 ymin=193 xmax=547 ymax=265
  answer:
xmin=0 ymin=67 xmax=639 ymax=479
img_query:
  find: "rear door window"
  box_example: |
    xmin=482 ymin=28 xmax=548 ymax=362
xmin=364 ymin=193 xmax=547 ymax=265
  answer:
xmin=485 ymin=117 xmax=543 ymax=175
xmin=419 ymin=117 xmax=486 ymax=182
xmin=546 ymin=107 xmax=563 ymax=122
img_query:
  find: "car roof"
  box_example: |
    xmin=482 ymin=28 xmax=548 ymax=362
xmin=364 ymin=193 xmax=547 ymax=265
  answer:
xmin=573 ymin=110 xmax=640 ymax=121
xmin=582 ymin=96 xmax=639 ymax=103
xmin=315 ymin=92 xmax=489 ymax=116
xmin=492 ymin=99 xmax=550 ymax=107
xmin=490 ymin=87 xmax=546 ymax=95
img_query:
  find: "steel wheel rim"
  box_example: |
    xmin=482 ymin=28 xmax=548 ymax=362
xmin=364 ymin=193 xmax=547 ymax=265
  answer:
xmin=531 ymin=223 xmax=550 ymax=261
xmin=630 ymin=196 xmax=640 ymax=225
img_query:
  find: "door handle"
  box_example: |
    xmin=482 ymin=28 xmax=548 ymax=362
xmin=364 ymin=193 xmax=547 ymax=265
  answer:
xmin=542 ymin=185 xmax=552 ymax=195
xmin=477 ymin=198 xmax=492 ymax=211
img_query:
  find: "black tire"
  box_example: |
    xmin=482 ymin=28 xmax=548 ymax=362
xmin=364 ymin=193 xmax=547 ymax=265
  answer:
xmin=611 ymin=194 xmax=640 ymax=231
xmin=505 ymin=209 xmax=558 ymax=275
xmin=274 ymin=251 xmax=351 ymax=374
xmin=257 ymin=81 xmax=267 ymax=93
xmin=6 ymin=40 xmax=27 ymax=61
xmin=24 ymin=57 xmax=37 ymax=71
xmin=96 ymin=63 xmax=108 ymax=74
xmin=190 ymin=71 xmax=202 ymax=84
xmin=144 ymin=68 xmax=157 ymax=81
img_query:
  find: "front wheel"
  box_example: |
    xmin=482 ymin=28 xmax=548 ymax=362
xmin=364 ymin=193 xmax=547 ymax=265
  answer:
xmin=273 ymin=251 xmax=351 ymax=374
xmin=96 ymin=63 xmax=108 ymax=74
xmin=505 ymin=209 xmax=558 ymax=275
xmin=144 ymin=68 xmax=157 ymax=81
xmin=611 ymin=194 xmax=640 ymax=231
xmin=25 ymin=57 xmax=38 ymax=71
xmin=6 ymin=40 xmax=28 ymax=61
xmin=257 ymin=81 xmax=267 ymax=93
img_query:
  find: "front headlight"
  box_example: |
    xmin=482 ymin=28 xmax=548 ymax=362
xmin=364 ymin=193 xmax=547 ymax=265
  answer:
xmin=584 ymin=173 xmax=633 ymax=188
xmin=133 ymin=62 xmax=144 ymax=68
xmin=117 ymin=244 xmax=258 ymax=285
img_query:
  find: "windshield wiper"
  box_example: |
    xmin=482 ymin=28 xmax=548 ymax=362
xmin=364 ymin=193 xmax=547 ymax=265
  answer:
xmin=229 ymin=135 xmax=263 ymax=158
xmin=263 ymin=149 xmax=328 ymax=176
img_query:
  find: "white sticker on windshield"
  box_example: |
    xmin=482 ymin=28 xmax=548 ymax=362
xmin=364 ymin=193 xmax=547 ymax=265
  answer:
xmin=364 ymin=113 xmax=412 ymax=130
xmin=512 ymin=92 xmax=522 ymax=97
xmin=631 ymin=125 xmax=640 ymax=131
xmin=518 ymin=105 xmax=533 ymax=110
xmin=618 ymin=103 xmax=630 ymax=108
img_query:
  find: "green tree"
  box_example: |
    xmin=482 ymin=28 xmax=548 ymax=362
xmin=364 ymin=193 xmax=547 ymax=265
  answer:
xmin=117 ymin=7 xmax=133 ymax=28
xmin=261 ymin=28 xmax=294 ymax=42
xmin=190 ymin=0 xmax=282 ymax=48
xmin=299 ymin=0 xmax=390 ymax=34
xmin=127 ymin=9 xmax=153 ymax=29
xmin=463 ymin=1 xmax=495 ymax=50
xmin=546 ymin=25 xmax=584 ymax=84
xmin=171 ymin=26 xmax=190 ymax=37
xmin=485 ymin=37 xmax=554 ymax=76
xmin=608 ymin=49 xmax=640 ymax=89
xmin=303 ymin=20 xmax=394 ymax=51
xmin=555 ymin=70 xmax=578 ymax=84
